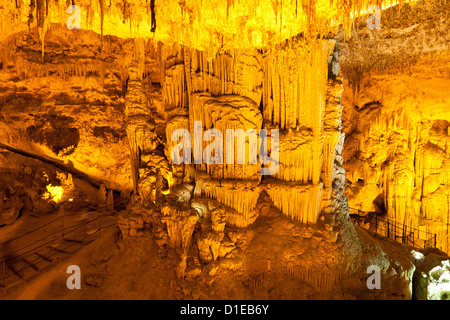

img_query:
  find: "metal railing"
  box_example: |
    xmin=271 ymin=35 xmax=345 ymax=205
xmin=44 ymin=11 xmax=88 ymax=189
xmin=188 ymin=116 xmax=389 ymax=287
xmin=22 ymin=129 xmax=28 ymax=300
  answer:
xmin=349 ymin=207 xmax=437 ymax=250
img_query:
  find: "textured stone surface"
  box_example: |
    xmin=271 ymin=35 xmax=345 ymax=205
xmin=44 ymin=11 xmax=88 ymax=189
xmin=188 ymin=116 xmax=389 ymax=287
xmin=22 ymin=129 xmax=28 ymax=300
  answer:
xmin=0 ymin=0 xmax=446 ymax=300
xmin=339 ymin=1 xmax=450 ymax=252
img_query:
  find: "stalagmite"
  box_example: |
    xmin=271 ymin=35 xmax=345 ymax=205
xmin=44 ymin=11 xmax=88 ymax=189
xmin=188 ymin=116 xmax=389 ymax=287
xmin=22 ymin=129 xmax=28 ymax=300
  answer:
xmin=125 ymin=38 xmax=164 ymax=198
xmin=161 ymin=203 xmax=197 ymax=250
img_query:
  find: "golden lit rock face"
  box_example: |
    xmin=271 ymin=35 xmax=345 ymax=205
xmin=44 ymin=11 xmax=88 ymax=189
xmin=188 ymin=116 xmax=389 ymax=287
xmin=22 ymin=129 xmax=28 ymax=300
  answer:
xmin=0 ymin=26 xmax=134 ymax=192
xmin=340 ymin=1 xmax=450 ymax=252
xmin=0 ymin=0 xmax=417 ymax=50
xmin=160 ymin=35 xmax=341 ymax=224
xmin=42 ymin=183 xmax=63 ymax=202
xmin=0 ymin=0 xmax=448 ymax=300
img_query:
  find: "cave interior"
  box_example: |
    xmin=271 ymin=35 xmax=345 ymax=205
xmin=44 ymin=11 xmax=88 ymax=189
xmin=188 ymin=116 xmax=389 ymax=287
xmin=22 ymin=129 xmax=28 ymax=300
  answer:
xmin=0 ymin=0 xmax=449 ymax=300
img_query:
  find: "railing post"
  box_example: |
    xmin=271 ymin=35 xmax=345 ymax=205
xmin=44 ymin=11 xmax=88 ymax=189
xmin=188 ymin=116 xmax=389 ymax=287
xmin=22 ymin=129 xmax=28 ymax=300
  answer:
xmin=387 ymin=220 xmax=389 ymax=239
xmin=375 ymin=214 xmax=378 ymax=235
xmin=394 ymin=220 xmax=397 ymax=242
xmin=2 ymin=261 xmax=5 ymax=288
xmin=402 ymin=223 xmax=405 ymax=244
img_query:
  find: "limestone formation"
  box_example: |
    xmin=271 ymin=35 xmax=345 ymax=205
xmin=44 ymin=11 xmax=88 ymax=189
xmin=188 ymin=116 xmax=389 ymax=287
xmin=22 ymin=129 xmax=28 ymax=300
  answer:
xmin=0 ymin=0 xmax=447 ymax=301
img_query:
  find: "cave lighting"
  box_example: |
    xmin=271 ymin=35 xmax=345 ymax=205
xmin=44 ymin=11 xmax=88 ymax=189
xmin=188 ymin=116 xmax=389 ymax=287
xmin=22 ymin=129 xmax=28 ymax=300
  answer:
xmin=42 ymin=184 xmax=64 ymax=203
xmin=412 ymin=250 xmax=425 ymax=262
xmin=166 ymin=172 xmax=175 ymax=189
xmin=0 ymin=0 xmax=447 ymax=303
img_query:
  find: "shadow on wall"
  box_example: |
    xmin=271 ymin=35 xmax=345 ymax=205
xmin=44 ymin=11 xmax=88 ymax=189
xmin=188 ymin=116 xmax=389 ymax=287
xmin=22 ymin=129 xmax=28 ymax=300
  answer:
xmin=373 ymin=193 xmax=387 ymax=216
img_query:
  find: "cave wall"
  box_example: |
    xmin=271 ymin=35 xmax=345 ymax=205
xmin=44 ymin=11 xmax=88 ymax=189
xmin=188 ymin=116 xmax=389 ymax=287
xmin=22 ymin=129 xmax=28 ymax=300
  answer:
xmin=339 ymin=0 xmax=450 ymax=252
xmin=160 ymin=37 xmax=345 ymax=226
xmin=0 ymin=25 xmax=143 ymax=215
xmin=0 ymin=0 xmax=446 ymax=299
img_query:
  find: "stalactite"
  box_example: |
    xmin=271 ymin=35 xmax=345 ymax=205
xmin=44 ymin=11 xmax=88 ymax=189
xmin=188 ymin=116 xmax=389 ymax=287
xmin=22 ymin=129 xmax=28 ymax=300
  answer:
xmin=227 ymin=0 xmax=234 ymax=18
xmin=284 ymin=262 xmax=349 ymax=292
xmin=2 ymin=52 xmax=114 ymax=81
xmin=280 ymin=0 xmax=282 ymax=36
xmin=163 ymin=63 xmax=187 ymax=110
xmin=28 ymin=0 xmax=36 ymax=32
xmin=275 ymin=129 xmax=315 ymax=182
xmin=36 ymin=0 xmax=44 ymax=28
xmin=195 ymin=176 xmax=262 ymax=218
xmin=266 ymin=181 xmax=323 ymax=224
xmin=100 ymin=0 xmax=105 ymax=45
xmin=36 ymin=0 xmax=46 ymax=62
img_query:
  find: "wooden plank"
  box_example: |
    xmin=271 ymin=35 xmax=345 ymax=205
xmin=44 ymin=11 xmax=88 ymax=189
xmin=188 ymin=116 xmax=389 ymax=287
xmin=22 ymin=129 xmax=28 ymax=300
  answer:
xmin=63 ymin=238 xmax=84 ymax=244
xmin=7 ymin=264 xmax=23 ymax=280
xmin=35 ymin=252 xmax=52 ymax=262
xmin=21 ymin=258 xmax=39 ymax=271
xmin=49 ymin=246 xmax=69 ymax=254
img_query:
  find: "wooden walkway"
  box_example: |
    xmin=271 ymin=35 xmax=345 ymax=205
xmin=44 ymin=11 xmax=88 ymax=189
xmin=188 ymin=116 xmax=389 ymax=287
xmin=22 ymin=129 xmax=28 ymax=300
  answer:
xmin=0 ymin=207 xmax=116 ymax=289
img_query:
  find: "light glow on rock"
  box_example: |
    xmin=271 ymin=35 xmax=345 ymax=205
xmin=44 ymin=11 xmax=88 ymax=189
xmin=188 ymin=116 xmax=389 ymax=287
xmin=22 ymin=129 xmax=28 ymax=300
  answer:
xmin=42 ymin=184 xmax=64 ymax=203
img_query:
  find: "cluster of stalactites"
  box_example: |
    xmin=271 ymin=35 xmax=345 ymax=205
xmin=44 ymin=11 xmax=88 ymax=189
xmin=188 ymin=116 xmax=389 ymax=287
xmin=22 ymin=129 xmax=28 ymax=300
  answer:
xmin=0 ymin=0 xmax=418 ymax=50
xmin=194 ymin=173 xmax=262 ymax=218
xmin=265 ymin=181 xmax=324 ymax=224
xmin=262 ymin=39 xmax=333 ymax=131
xmin=162 ymin=44 xmax=267 ymax=217
xmin=259 ymin=38 xmax=337 ymax=224
xmin=285 ymin=260 xmax=350 ymax=292
xmin=0 ymin=42 xmax=111 ymax=83
xmin=348 ymin=103 xmax=450 ymax=252
xmin=161 ymin=36 xmax=343 ymax=225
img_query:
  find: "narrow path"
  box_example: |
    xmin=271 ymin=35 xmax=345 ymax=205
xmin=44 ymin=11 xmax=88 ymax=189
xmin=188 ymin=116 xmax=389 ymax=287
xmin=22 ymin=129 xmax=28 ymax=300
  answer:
xmin=349 ymin=207 xmax=437 ymax=250
xmin=0 ymin=206 xmax=116 ymax=289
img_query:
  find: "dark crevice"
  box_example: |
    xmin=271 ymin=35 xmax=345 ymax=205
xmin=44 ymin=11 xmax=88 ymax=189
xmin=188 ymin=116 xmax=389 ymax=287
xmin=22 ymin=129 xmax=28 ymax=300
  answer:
xmin=150 ymin=0 xmax=156 ymax=33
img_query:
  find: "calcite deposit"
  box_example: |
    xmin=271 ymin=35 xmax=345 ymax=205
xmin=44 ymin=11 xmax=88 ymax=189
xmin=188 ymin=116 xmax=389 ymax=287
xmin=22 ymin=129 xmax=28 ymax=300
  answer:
xmin=0 ymin=0 xmax=448 ymax=300
xmin=340 ymin=0 xmax=450 ymax=253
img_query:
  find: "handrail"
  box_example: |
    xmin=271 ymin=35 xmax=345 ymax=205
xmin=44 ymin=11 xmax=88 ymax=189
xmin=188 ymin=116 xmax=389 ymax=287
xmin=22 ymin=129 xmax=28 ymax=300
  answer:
xmin=349 ymin=207 xmax=437 ymax=249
